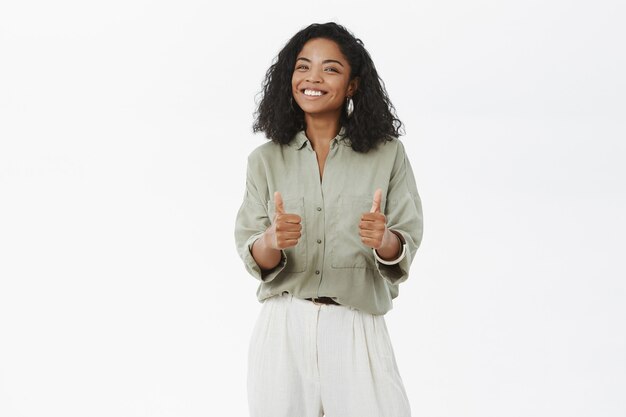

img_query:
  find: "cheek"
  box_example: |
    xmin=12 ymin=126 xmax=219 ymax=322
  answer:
xmin=291 ymin=73 xmax=302 ymax=87
xmin=330 ymin=82 xmax=349 ymax=99
xmin=291 ymin=80 xmax=301 ymax=96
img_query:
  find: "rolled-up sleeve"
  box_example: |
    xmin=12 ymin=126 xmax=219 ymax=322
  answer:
xmin=375 ymin=141 xmax=424 ymax=285
xmin=234 ymin=155 xmax=287 ymax=282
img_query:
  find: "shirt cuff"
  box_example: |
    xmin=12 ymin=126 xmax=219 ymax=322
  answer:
xmin=242 ymin=233 xmax=287 ymax=282
xmin=372 ymin=242 xmax=407 ymax=265
xmin=373 ymin=229 xmax=411 ymax=285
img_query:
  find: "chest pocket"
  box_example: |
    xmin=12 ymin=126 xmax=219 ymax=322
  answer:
xmin=267 ymin=196 xmax=307 ymax=273
xmin=329 ymin=195 xmax=386 ymax=269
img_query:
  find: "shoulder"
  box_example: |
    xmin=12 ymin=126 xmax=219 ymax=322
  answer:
xmin=365 ymin=137 xmax=413 ymax=174
xmin=246 ymin=139 xmax=284 ymax=163
xmin=359 ymin=136 xmax=407 ymax=158
xmin=384 ymin=137 xmax=411 ymax=159
xmin=247 ymin=140 xmax=278 ymax=156
xmin=382 ymin=136 xmax=407 ymax=150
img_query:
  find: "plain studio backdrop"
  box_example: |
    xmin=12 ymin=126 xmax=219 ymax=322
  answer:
xmin=0 ymin=0 xmax=624 ymax=416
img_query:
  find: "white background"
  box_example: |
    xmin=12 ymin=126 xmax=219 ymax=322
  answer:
xmin=1 ymin=0 xmax=625 ymax=416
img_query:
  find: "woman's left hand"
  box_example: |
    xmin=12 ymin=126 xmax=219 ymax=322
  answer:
xmin=359 ymin=189 xmax=399 ymax=259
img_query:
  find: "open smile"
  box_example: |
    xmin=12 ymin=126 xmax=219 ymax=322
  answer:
xmin=300 ymin=88 xmax=328 ymax=98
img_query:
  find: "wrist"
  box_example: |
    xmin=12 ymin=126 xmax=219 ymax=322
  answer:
xmin=373 ymin=230 xmax=406 ymax=265
xmin=375 ymin=229 xmax=401 ymax=260
xmin=261 ymin=230 xmax=271 ymax=248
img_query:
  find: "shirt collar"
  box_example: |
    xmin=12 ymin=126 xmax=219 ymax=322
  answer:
xmin=289 ymin=127 xmax=348 ymax=150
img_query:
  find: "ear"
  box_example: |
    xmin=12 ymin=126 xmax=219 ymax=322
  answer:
xmin=347 ymin=77 xmax=360 ymax=97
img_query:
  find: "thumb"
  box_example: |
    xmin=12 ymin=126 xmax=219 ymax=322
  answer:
xmin=274 ymin=191 xmax=285 ymax=214
xmin=370 ymin=188 xmax=382 ymax=213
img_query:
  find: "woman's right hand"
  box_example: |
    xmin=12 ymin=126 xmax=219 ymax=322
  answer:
xmin=263 ymin=191 xmax=302 ymax=250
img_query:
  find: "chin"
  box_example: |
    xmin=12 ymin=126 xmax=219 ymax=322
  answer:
xmin=296 ymin=103 xmax=337 ymax=115
xmin=295 ymin=103 xmax=320 ymax=113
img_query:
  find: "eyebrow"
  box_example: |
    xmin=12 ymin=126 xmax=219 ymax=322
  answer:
xmin=296 ymin=57 xmax=344 ymax=67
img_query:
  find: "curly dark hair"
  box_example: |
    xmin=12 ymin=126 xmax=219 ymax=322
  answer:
xmin=252 ymin=22 xmax=404 ymax=153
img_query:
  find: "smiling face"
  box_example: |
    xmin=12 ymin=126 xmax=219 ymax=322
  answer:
xmin=291 ymin=38 xmax=358 ymax=120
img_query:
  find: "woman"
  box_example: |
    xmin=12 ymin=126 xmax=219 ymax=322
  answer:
xmin=234 ymin=22 xmax=423 ymax=417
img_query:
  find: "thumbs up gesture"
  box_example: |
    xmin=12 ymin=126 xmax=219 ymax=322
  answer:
xmin=359 ymin=188 xmax=388 ymax=250
xmin=359 ymin=187 xmax=403 ymax=264
xmin=265 ymin=191 xmax=302 ymax=250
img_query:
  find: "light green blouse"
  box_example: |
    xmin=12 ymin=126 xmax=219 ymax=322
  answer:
xmin=234 ymin=129 xmax=423 ymax=315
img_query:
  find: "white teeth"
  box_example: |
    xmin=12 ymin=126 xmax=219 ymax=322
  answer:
xmin=304 ymin=89 xmax=324 ymax=96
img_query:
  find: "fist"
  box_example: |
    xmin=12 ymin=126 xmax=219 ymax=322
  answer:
xmin=359 ymin=188 xmax=388 ymax=250
xmin=265 ymin=191 xmax=302 ymax=250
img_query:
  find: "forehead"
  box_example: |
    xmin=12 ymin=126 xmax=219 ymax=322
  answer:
xmin=297 ymin=38 xmax=347 ymax=61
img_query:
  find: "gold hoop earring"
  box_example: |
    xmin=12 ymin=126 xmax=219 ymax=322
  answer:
xmin=346 ymin=96 xmax=354 ymax=117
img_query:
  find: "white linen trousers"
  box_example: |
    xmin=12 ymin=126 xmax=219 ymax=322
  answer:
xmin=247 ymin=291 xmax=411 ymax=417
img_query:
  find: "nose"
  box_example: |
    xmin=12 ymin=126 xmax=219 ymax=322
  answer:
xmin=306 ymin=67 xmax=322 ymax=83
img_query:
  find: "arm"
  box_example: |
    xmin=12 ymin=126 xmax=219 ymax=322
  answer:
xmin=360 ymin=188 xmax=404 ymax=262
xmin=251 ymin=191 xmax=302 ymax=271
xmin=374 ymin=140 xmax=424 ymax=284
xmin=251 ymin=232 xmax=283 ymax=271
xmin=234 ymin=155 xmax=288 ymax=282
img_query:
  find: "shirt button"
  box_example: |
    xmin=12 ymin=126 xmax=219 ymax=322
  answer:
xmin=315 ymin=270 xmax=320 ymax=275
xmin=317 ymin=239 xmax=322 ymax=244
xmin=316 ymin=207 xmax=322 ymax=211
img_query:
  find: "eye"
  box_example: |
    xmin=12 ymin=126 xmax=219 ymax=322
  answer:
xmin=295 ymin=64 xmax=308 ymax=71
xmin=324 ymin=67 xmax=339 ymax=73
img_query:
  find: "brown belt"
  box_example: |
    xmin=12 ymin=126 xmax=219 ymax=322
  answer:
xmin=305 ymin=296 xmax=341 ymax=305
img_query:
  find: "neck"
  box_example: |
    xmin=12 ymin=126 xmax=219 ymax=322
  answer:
xmin=304 ymin=113 xmax=341 ymax=150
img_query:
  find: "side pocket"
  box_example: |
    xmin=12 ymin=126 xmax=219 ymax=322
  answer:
xmin=267 ymin=197 xmax=307 ymax=273
xmin=330 ymin=195 xmax=386 ymax=269
xmin=374 ymin=315 xmax=398 ymax=374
